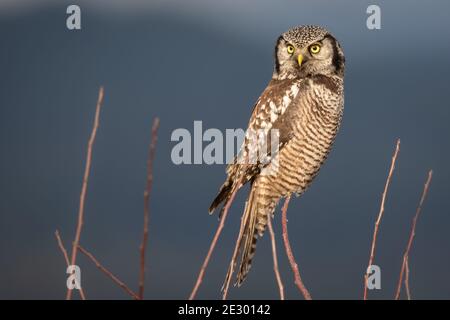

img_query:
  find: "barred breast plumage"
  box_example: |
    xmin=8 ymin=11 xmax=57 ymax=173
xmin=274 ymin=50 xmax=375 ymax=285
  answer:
xmin=209 ymin=25 xmax=345 ymax=287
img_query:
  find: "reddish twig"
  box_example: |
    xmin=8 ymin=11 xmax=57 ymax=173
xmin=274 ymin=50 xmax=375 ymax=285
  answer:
xmin=55 ymin=230 xmax=86 ymax=300
xmin=139 ymin=117 xmax=160 ymax=300
xmin=404 ymin=257 xmax=411 ymax=300
xmin=267 ymin=216 xmax=285 ymax=300
xmin=394 ymin=170 xmax=433 ymax=300
xmin=78 ymin=245 xmax=140 ymax=300
xmin=281 ymin=195 xmax=312 ymax=300
xmin=364 ymin=139 xmax=400 ymax=300
xmin=56 ymin=230 xmax=71 ymax=267
xmin=67 ymin=86 xmax=104 ymax=300
xmin=189 ymin=188 xmax=239 ymax=300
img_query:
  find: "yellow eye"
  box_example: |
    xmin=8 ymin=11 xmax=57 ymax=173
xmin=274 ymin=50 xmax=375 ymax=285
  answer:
xmin=287 ymin=45 xmax=295 ymax=54
xmin=309 ymin=44 xmax=321 ymax=54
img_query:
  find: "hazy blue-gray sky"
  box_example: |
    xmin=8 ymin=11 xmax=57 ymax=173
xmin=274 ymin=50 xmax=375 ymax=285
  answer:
xmin=1 ymin=0 xmax=449 ymax=299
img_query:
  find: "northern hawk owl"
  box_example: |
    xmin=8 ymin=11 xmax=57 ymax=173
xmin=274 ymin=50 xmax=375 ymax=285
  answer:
xmin=209 ymin=25 xmax=345 ymax=286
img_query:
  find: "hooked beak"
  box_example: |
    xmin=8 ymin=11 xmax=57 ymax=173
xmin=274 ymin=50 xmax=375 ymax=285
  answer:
xmin=297 ymin=54 xmax=303 ymax=66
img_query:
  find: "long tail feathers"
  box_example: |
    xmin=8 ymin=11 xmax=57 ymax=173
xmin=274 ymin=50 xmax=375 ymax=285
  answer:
xmin=223 ymin=185 xmax=268 ymax=287
xmin=221 ymin=187 xmax=257 ymax=289
xmin=211 ymin=179 xmax=277 ymax=287
xmin=236 ymin=188 xmax=259 ymax=286
xmin=235 ymin=187 xmax=278 ymax=286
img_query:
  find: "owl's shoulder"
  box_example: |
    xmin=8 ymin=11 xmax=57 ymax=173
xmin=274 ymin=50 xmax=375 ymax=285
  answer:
xmin=249 ymin=78 xmax=303 ymax=129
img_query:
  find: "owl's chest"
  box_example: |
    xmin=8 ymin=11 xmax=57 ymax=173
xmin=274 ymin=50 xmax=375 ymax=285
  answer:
xmin=285 ymin=86 xmax=342 ymax=170
xmin=292 ymin=85 xmax=342 ymax=135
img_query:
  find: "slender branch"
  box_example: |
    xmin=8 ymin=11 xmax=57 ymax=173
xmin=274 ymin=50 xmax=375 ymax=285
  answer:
xmin=78 ymin=245 xmax=140 ymax=300
xmin=364 ymin=139 xmax=400 ymax=300
xmin=67 ymin=86 xmax=104 ymax=300
xmin=267 ymin=216 xmax=285 ymax=300
xmin=394 ymin=170 xmax=433 ymax=300
xmin=281 ymin=195 xmax=312 ymax=300
xmin=55 ymin=230 xmax=86 ymax=300
xmin=56 ymin=230 xmax=71 ymax=267
xmin=404 ymin=257 xmax=411 ymax=300
xmin=189 ymin=187 xmax=239 ymax=300
xmin=139 ymin=117 xmax=160 ymax=299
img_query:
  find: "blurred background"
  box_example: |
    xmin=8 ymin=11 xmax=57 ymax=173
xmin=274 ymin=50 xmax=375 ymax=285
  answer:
xmin=1 ymin=0 xmax=449 ymax=299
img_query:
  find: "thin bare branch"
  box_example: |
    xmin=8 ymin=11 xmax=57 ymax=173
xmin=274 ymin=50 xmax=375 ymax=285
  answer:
xmin=78 ymin=245 xmax=140 ymax=300
xmin=67 ymin=86 xmax=104 ymax=300
xmin=55 ymin=230 xmax=86 ymax=300
xmin=189 ymin=187 xmax=239 ymax=300
xmin=267 ymin=216 xmax=285 ymax=300
xmin=281 ymin=195 xmax=312 ymax=300
xmin=56 ymin=230 xmax=71 ymax=267
xmin=139 ymin=117 xmax=160 ymax=299
xmin=364 ymin=139 xmax=400 ymax=300
xmin=404 ymin=257 xmax=411 ymax=300
xmin=394 ymin=169 xmax=433 ymax=300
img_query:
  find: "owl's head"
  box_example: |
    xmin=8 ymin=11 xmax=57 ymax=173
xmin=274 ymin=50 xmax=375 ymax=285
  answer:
xmin=273 ymin=25 xmax=345 ymax=80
